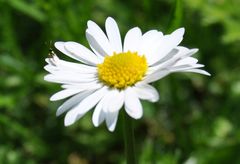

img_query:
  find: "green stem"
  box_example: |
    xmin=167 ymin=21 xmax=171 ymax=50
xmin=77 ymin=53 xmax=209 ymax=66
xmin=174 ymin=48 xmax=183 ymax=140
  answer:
xmin=122 ymin=111 xmax=137 ymax=164
xmin=167 ymin=0 xmax=183 ymax=33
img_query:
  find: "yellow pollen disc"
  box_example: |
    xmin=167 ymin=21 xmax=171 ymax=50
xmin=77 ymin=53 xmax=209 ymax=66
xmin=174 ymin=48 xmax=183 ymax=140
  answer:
xmin=97 ymin=51 xmax=147 ymax=89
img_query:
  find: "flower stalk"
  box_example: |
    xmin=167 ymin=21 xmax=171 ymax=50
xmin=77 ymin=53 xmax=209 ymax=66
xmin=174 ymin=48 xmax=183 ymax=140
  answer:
xmin=122 ymin=111 xmax=137 ymax=164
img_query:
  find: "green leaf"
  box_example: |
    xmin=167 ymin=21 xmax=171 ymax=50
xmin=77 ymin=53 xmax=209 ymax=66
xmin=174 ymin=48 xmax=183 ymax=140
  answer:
xmin=6 ymin=0 xmax=46 ymax=22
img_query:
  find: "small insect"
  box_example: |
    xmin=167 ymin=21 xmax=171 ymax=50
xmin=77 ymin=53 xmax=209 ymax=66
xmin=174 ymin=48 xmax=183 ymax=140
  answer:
xmin=45 ymin=41 xmax=56 ymax=58
xmin=48 ymin=47 xmax=56 ymax=58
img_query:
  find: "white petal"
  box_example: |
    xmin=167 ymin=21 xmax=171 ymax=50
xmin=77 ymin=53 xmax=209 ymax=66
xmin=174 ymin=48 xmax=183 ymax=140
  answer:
xmin=44 ymin=74 xmax=97 ymax=84
xmin=64 ymin=87 xmax=108 ymax=126
xmin=174 ymin=57 xmax=198 ymax=66
xmin=86 ymin=30 xmax=112 ymax=57
xmin=92 ymin=88 xmax=115 ymax=126
xmin=56 ymin=91 xmax=93 ymax=116
xmin=61 ymin=81 xmax=101 ymax=89
xmin=170 ymin=64 xmax=204 ymax=72
xmin=144 ymin=47 xmax=201 ymax=83
xmin=124 ymin=87 xmax=143 ymax=119
xmin=102 ymin=89 xmax=124 ymax=113
xmin=148 ymin=48 xmax=179 ymax=69
xmin=139 ymin=30 xmax=163 ymax=56
xmin=149 ymin=28 xmax=185 ymax=65
xmin=64 ymin=42 xmax=101 ymax=65
xmin=133 ymin=83 xmax=159 ymax=102
xmin=45 ymin=68 xmax=97 ymax=78
xmin=106 ymin=111 xmax=119 ymax=132
xmin=87 ymin=21 xmax=110 ymax=52
xmin=92 ymin=98 xmax=106 ymax=127
xmin=57 ymin=60 xmax=97 ymax=73
xmin=87 ymin=20 xmax=107 ymax=38
xmin=101 ymin=89 xmax=116 ymax=112
xmin=105 ymin=17 xmax=122 ymax=53
xmin=54 ymin=42 xmax=80 ymax=62
xmin=143 ymin=69 xmax=170 ymax=83
xmin=141 ymin=30 xmax=163 ymax=43
xmin=44 ymin=65 xmax=58 ymax=74
xmin=179 ymin=47 xmax=198 ymax=57
xmin=50 ymin=89 xmax=84 ymax=101
xmin=86 ymin=20 xmax=114 ymax=55
xmin=182 ymin=69 xmax=211 ymax=76
xmin=92 ymin=88 xmax=123 ymax=129
xmin=45 ymin=58 xmax=98 ymax=74
xmin=147 ymin=47 xmax=198 ymax=75
xmin=123 ymin=27 xmax=142 ymax=52
xmin=45 ymin=56 xmax=59 ymax=66
xmin=45 ymin=67 xmax=97 ymax=79
xmin=53 ymin=82 xmax=102 ymax=101
xmin=108 ymin=90 xmax=124 ymax=113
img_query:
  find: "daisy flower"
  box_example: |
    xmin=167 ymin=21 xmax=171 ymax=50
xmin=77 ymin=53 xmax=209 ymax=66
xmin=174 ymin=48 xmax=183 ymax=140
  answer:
xmin=44 ymin=17 xmax=210 ymax=132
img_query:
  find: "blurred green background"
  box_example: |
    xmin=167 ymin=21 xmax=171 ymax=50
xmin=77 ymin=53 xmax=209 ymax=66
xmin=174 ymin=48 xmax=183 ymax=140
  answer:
xmin=1 ymin=0 xmax=240 ymax=163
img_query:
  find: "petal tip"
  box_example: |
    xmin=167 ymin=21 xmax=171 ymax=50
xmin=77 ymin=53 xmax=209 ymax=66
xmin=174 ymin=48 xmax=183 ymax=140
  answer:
xmin=107 ymin=123 xmax=116 ymax=132
xmin=192 ymin=48 xmax=199 ymax=54
xmin=56 ymin=111 xmax=61 ymax=117
xmin=152 ymin=96 xmax=160 ymax=103
xmin=87 ymin=20 xmax=94 ymax=27
xmin=64 ymin=111 xmax=77 ymax=126
xmin=179 ymin=27 xmax=185 ymax=34
xmin=173 ymin=27 xmax=185 ymax=36
xmin=125 ymin=108 xmax=143 ymax=120
xmin=134 ymin=114 xmax=143 ymax=120
xmin=64 ymin=117 xmax=74 ymax=126
xmin=92 ymin=117 xmax=100 ymax=127
xmin=108 ymin=127 xmax=115 ymax=132
xmin=43 ymin=75 xmax=50 ymax=81
xmin=49 ymin=97 xmax=55 ymax=101
xmin=205 ymin=72 xmax=211 ymax=76
xmin=106 ymin=16 xmax=114 ymax=21
xmin=54 ymin=41 xmax=64 ymax=48
xmin=50 ymin=95 xmax=61 ymax=101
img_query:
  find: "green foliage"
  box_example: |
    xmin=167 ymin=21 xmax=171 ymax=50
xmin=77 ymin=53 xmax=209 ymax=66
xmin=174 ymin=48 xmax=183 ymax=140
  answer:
xmin=184 ymin=0 xmax=240 ymax=43
xmin=0 ymin=0 xmax=240 ymax=163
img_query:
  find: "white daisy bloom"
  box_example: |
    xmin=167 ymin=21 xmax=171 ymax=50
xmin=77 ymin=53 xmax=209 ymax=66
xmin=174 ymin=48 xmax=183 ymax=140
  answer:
xmin=44 ymin=17 xmax=210 ymax=132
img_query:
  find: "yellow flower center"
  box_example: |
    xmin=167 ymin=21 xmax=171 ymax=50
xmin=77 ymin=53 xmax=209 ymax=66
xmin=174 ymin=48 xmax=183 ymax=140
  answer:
xmin=97 ymin=51 xmax=147 ymax=89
